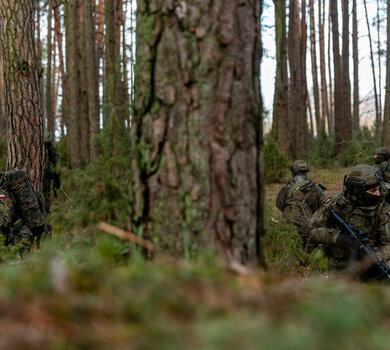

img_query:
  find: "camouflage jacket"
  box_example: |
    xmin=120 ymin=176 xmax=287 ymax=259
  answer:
xmin=310 ymin=192 xmax=390 ymax=269
xmin=276 ymin=178 xmax=326 ymax=237
xmin=374 ymin=160 xmax=390 ymax=182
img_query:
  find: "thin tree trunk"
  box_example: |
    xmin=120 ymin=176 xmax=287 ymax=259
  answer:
xmin=352 ymin=0 xmax=359 ymax=134
xmin=363 ymin=0 xmax=381 ymax=144
xmin=328 ymin=0 xmax=334 ymax=135
xmin=342 ymin=0 xmax=352 ymax=143
xmin=318 ymin=0 xmax=328 ymax=134
xmin=79 ymin=1 xmax=90 ymax=164
xmin=54 ymin=3 xmax=66 ymax=139
xmin=0 ymin=0 xmax=44 ymax=191
xmin=122 ymin=0 xmax=130 ymax=129
xmin=382 ymin=1 xmax=390 ymax=146
xmin=377 ymin=0 xmax=382 ymax=120
xmin=331 ymin=0 xmax=344 ymax=153
xmin=84 ymin=0 xmax=100 ymax=159
xmin=46 ymin=0 xmax=54 ymax=134
xmin=67 ymin=0 xmax=81 ymax=168
xmin=309 ymin=0 xmax=321 ymax=134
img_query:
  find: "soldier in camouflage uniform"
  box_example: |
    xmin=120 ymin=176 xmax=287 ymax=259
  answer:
xmin=374 ymin=147 xmax=390 ymax=201
xmin=310 ymin=164 xmax=390 ymax=273
xmin=0 ymin=170 xmax=45 ymax=251
xmin=42 ymin=131 xmax=60 ymax=215
xmin=276 ymin=160 xmax=327 ymax=251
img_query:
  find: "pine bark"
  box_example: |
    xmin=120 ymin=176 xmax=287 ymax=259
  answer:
xmin=363 ymin=0 xmax=380 ymax=144
xmin=67 ymin=0 xmax=81 ymax=168
xmin=318 ymin=0 xmax=329 ymax=134
xmin=84 ymin=0 xmax=100 ymax=159
xmin=132 ymin=0 xmax=263 ymax=265
xmin=341 ymin=0 xmax=352 ymax=143
xmin=0 ymin=0 xmax=44 ymax=191
xmin=352 ymin=0 xmax=359 ymax=134
xmin=331 ymin=0 xmax=344 ymax=153
xmin=288 ymin=0 xmax=307 ymax=158
xmin=46 ymin=0 xmax=54 ymax=134
xmin=79 ymin=1 xmax=90 ymax=164
xmin=309 ymin=0 xmax=321 ymax=133
xmin=383 ymin=1 xmax=390 ymax=146
xmin=271 ymin=0 xmax=289 ymax=155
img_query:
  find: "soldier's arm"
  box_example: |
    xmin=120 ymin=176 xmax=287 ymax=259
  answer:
xmin=276 ymin=183 xmax=290 ymax=211
xmin=309 ymin=198 xmax=340 ymax=245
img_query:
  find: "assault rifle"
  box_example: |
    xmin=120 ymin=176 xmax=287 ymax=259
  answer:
xmin=329 ymin=209 xmax=390 ymax=280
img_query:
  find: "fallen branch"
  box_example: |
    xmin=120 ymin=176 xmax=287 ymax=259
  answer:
xmin=98 ymin=222 xmax=157 ymax=252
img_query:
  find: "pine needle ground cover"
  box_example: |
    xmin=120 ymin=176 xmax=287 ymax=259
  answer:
xmin=0 ymin=167 xmax=387 ymax=348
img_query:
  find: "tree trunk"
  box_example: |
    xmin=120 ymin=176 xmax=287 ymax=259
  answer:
xmin=288 ymin=0 xmax=307 ymax=158
xmin=271 ymin=0 xmax=289 ymax=155
xmin=54 ymin=3 xmax=66 ymax=139
xmin=363 ymin=0 xmax=381 ymax=144
xmin=132 ymin=0 xmax=263 ymax=265
xmin=318 ymin=0 xmax=329 ymax=135
xmin=105 ymin=0 xmax=124 ymax=153
xmin=0 ymin=0 xmax=44 ymax=191
xmin=341 ymin=0 xmax=352 ymax=143
xmin=328 ymin=0 xmax=334 ymax=135
xmin=84 ymin=0 xmax=100 ymax=159
xmin=79 ymin=1 xmax=90 ymax=164
xmin=309 ymin=0 xmax=321 ymax=134
xmin=331 ymin=0 xmax=343 ymax=154
xmin=0 ymin=48 xmax=7 ymax=134
xmin=376 ymin=0 xmax=382 ymax=121
xmin=352 ymin=0 xmax=359 ymax=134
xmin=67 ymin=0 xmax=81 ymax=168
xmin=383 ymin=1 xmax=390 ymax=146
xmin=46 ymin=0 xmax=54 ymax=134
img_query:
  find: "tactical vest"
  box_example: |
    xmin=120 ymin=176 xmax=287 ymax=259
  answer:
xmin=0 ymin=170 xmax=44 ymax=230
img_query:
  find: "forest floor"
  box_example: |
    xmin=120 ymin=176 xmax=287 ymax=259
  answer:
xmin=0 ymin=167 xmax=389 ymax=349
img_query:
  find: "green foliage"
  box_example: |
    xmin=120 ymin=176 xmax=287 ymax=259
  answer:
xmin=307 ymin=131 xmax=337 ymax=168
xmin=51 ymin=132 xmax=132 ymax=234
xmin=339 ymin=126 xmax=376 ymax=166
xmin=264 ymin=135 xmax=290 ymax=183
xmin=265 ymin=216 xmax=310 ymax=273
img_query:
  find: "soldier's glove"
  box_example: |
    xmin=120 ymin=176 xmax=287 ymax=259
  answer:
xmin=335 ymin=229 xmax=362 ymax=253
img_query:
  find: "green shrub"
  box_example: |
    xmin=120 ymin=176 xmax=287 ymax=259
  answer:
xmin=307 ymin=131 xmax=337 ymax=168
xmin=264 ymin=135 xmax=290 ymax=183
xmin=339 ymin=126 xmax=376 ymax=166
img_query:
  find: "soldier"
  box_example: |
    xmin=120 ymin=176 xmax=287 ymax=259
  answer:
xmin=310 ymin=164 xmax=390 ymax=275
xmin=0 ymin=170 xmax=45 ymax=252
xmin=43 ymin=131 xmax=60 ymax=215
xmin=374 ymin=147 xmax=390 ymax=201
xmin=276 ymin=160 xmax=327 ymax=251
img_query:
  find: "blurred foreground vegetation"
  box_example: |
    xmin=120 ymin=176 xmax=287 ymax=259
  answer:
xmin=0 ymin=129 xmax=387 ymax=348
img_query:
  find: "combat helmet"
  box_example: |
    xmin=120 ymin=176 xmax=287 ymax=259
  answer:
xmin=374 ymin=147 xmax=390 ymax=164
xmin=343 ymin=164 xmax=383 ymax=206
xmin=290 ymin=160 xmax=309 ymax=176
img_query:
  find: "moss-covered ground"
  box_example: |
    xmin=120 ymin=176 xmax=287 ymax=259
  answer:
xmin=0 ymin=166 xmax=388 ymax=349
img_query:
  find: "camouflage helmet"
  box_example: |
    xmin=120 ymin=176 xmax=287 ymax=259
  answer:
xmin=344 ymin=164 xmax=382 ymax=204
xmin=290 ymin=160 xmax=309 ymax=176
xmin=374 ymin=147 xmax=390 ymax=164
